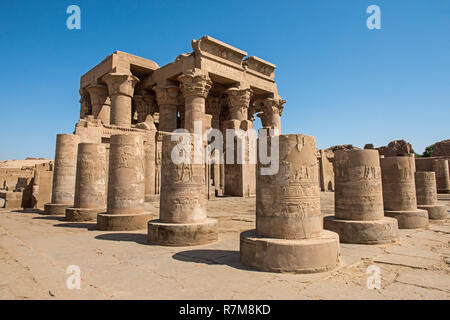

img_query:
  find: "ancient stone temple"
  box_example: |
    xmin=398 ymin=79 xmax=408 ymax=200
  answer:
xmin=380 ymin=157 xmax=429 ymax=229
xmin=415 ymin=171 xmax=448 ymax=220
xmin=67 ymin=36 xmax=284 ymax=206
xmin=240 ymin=134 xmax=340 ymax=273
xmin=324 ymin=150 xmax=399 ymax=244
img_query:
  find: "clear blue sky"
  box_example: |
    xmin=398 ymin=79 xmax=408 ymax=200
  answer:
xmin=0 ymin=0 xmax=449 ymax=159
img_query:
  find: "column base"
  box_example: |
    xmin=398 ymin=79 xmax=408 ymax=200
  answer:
xmin=323 ymin=217 xmax=398 ymax=244
xmin=147 ymin=218 xmax=218 ymax=246
xmin=417 ymin=204 xmax=448 ymax=220
xmin=438 ymin=189 xmax=450 ymax=194
xmin=65 ymin=207 xmax=104 ymax=222
xmin=97 ymin=212 xmax=152 ymax=231
xmin=43 ymin=203 xmax=71 ymax=215
xmin=145 ymin=194 xmax=160 ymax=203
xmin=240 ymin=230 xmax=340 ymax=274
xmin=384 ymin=209 xmax=429 ymax=229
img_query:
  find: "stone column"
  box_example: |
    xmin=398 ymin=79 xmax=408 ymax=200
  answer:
xmin=44 ymin=134 xmax=80 ymax=214
xmin=434 ymin=159 xmax=450 ymax=194
xmin=178 ymin=68 xmax=212 ymax=133
xmin=148 ymin=133 xmax=218 ymax=246
xmin=102 ymin=73 xmax=139 ymax=127
xmin=224 ymin=85 xmax=256 ymax=197
xmin=259 ymin=97 xmax=285 ymax=133
xmin=133 ymin=92 xmax=156 ymax=124
xmin=415 ymin=171 xmax=448 ymax=220
xmin=240 ymin=134 xmax=339 ymax=273
xmin=206 ymin=96 xmax=223 ymax=196
xmin=79 ymin=89 xmax=91 ymax=119
xmin=97 ymin=134 xmax=152 ymax=231
xmin=380 ymin=157 xmax=429 ymax=229
xmin=86 ymin=84 xmax=111 ymax=124
xmin=144 ymin=130 xmax=158 ymax=202
xmin=65 ymin=143 xmax=107 ymax=221
xmin=324 ymin=150 xmax=399 ymax=243
xmin=153 ymin=83 xmax=179 ymax=132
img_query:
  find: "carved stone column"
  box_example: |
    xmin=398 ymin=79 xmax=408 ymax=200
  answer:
xmin=258 ymin=97 xmax=285 ymax=133
xmin=240 ymin=134 xmax=340 ymax=273
xmin=79 ymin=89 xmax=91 ymax=119
xmin=434 ymin=159 xmax=450 ymax=194
xmin=97 ymin=134 xmax=152 ymax=231
xmin=224 ymin=86 xmax=255 ymax=197
xmin=324 ymin=150 xmax=399 ymax=243
xmin=415 ymin=171 xmax=448 ymax=220
xmin=147 ymin=133 xmax=218 ymax=246
xmin=153 ymin=83 xmax=179 ymax=132
xmin=86 ymin=84 xmax=111 ymax=124
xmin=206 ymin=96 xmax=222 ymax=129
xmin=133 ymin=92 xmax=156 ymax=124
xmin=178 ymin=68 xmax=212 ymax=133
xmin=102 ymin=73 xmax=139 ymax=127
xmin=44 ymin=134 xmax=80 ymax=214
xmin=65 ymin=143 xmax=107 ymax=221
xmin=381 ymin=157 xmax=429 ymax=229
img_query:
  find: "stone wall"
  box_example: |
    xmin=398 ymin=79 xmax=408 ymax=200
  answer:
xmin=434 ymin=139 xmax=450 ymax=156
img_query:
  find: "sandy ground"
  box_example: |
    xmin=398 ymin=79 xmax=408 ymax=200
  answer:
xmin=0 ymin=192 xmax=449 ymax=300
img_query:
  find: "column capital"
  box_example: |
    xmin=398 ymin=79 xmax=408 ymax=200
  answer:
xmin=153 ymin=84 xmax=181 ymax=105
xmin=260 ymin=97 xmax=285 ymax=116
xmin=134 ymin=93 xmax=157 ymax=123
xmin=102 ymin=73 xmax=139 ymax=98
xmin=178 ymin=68 xmax=212 ymax=98
xmin=226 ymin=86 xmax=253 ymax=121
xmin=86 ymin=83 xmax=111 ymax=107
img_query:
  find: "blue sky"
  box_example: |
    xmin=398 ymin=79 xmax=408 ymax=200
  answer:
xmin=0 ymin=0 xmax=449 ymax=159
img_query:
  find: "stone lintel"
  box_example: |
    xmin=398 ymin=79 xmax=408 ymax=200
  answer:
xmin=243 ymin=56 xmax=276 ymax=80
xmin=81 ymin=51 xmax=158 ymax=90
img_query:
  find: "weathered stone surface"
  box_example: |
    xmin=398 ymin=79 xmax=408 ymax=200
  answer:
xmin=241 ymin=134 xmax=339 ymax=273
xmin=97 ymin=134 xmax=151 ymax=231
xmin=44 ymin=134 xmax=79 ymax=215
xmin=148 ymin=133 xmax=218 ymax=246
xmin=435 ymin=159 xmax=450 ymax=194
xmin=433 ymin=139 xmax=450 ymax=157
xmin=147 ymin=218 xmax=218 ymax=246
xmin=414 ymin=171 xmax=447 ymax=220
xmin=377 ymin=139 xmax=414 ymax=157
xmin=102 ymin=73 xmax=139 ymax=127
xmin=65 ymin=143 xmax=107 ymax=221
xmin=240 ymin=229 xmax=340 ymax=273
xmin=381 ymin=157 xmax=429 ymax=228
xmin=324 ymin=217 xmax=398 ymax=244
xmin=324 ymin=150 xmax=399 ymax=244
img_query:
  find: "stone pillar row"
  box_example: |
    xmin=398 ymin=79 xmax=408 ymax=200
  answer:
xmin=415 ymin=171 xmax=448 ymax=220
xmin=324 ymin=150 xmax=399 ymax=243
